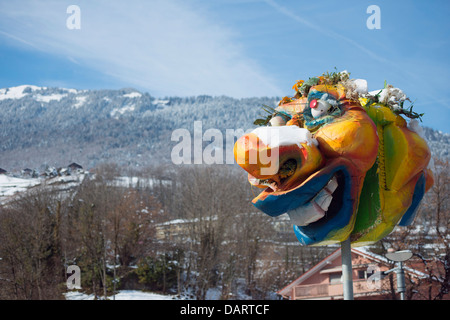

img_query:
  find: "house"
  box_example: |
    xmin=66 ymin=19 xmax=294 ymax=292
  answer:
xmin=68 ymin=162 xmax=83 ymax=170
xmin=68 ymin=162 xmax=83 ymax=174
xmin=21 ymin=168 xmax=33 ymax=176
xmin=21 ymin=168 xmax=38 ymax=178
xmin=155 ymin=218 xmax=191 ymax=241
xmin=277 ymin=247 xmax=430 ymax=300
xmin=0 ymin=168 xmax=6 ymax=175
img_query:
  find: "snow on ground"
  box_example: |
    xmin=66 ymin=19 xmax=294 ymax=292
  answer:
xmin=0 ymin=85 xmax=42 ymax=100
xmin=65 ymin=290 xmax=178 ymax=300
xmin=113 ymin=176 xmax=171 ymax=188
xmin=0 ymin=85 xmax=81 ymax=102
xmin=73 ymin=95 xmax=88 ymax=109
xmin=123 ymin=92 xmax=142 ymax=98
xmin=110 ymin=104 xmax=136 ymax=117
xmin=153 ymin=99 xmax=169 ymax=105
xmin=0 ymin=173 xmax=86 ymax=205
xmin=35 ymin=93 xmax=67 ymax=103
xmin=0 ymin=175 xmax=42 ymax=203
xmin=64 ymin=288 xmax=254 ymax=300
xmin=0 ymin=174 xmax=160 ymax=205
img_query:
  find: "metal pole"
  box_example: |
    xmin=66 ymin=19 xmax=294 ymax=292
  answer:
xmin=341 ymin=238 xmax=354 ymax=300
xmin=396 ymin=261 xmax=406 ymax=300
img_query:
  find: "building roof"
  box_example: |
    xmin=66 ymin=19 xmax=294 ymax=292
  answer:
xmin=68 ymin=162 xmax=83 ymax=169
xmin=277 ymin=246 xmax=428 ymax=298
xmin=277 ymin=248 xmax=341 ymax=297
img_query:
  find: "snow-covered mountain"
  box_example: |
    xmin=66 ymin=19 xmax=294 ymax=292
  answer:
xmin=0 ymin=85 xmax=276 ymax=171
xmin=0 ymin=85 xmax=448 ymax=172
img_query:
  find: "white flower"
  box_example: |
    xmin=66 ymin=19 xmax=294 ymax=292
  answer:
xmin=378 ymin=88 xmax=389 ymax=104
xmin=378 ymin=86 xmax=407 ymax=105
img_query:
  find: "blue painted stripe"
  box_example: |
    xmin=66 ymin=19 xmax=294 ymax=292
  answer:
xmin=398 ymin=173 xmax=426 ymax=226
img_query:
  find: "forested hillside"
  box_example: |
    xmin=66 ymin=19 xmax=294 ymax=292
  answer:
xmin=2 ymin=85 xmax=447 ymax=172
xmin=0 ymin=85 xmax=277 ymax=170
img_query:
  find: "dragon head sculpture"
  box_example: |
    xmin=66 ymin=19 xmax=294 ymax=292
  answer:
xmin=234 ymin=71 xmax=434 ymax=247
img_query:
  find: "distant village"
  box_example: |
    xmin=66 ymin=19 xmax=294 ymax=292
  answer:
xmin=0 ymin=162 xmax=84 ymax=178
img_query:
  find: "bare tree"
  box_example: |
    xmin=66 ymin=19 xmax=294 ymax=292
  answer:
xmin=379 ymin=158 xmax=449 ymax=300
xmin=412 ymin=159 xmax=449 ymax=300
xmin=0 ymin=187 xmax=66 ymax=299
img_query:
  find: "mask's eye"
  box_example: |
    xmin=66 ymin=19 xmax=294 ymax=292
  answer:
xmin=311 ymin=100 xmax=332 ymax=119
xmin=310 ymin=99 xmax=318 ymax=109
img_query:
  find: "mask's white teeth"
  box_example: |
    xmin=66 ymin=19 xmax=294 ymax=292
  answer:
xmin=249 ymin=176 xmax=279 ymax=192
xmin=249 ymin=176 xmax=260 ymax=186
xmin=287 ymin=175 xmax=338 ymax=226
xmin=314 ymin=188 xmax=333 ymax=212
xmin=315 ymin=176 xmax=338 ymax=211
xmin=287 ymin=201 xmax=325 ymax=226
xmin=325 ymin=176 xmax=338 ymax=193
xmin=268 ymin=182 xmax=278 ymax=192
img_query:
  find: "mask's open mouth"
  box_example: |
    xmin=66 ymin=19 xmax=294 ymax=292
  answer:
xmin=287 ymin=173 xmax=341 ymax=226
xmin=235 ymin=125 xmax=323 ymax=195
xmin=251 ymin=158 xmax=359 ymax=245
xmin=248 ymin=158 xmax=299 ymax=192
xmin=251 ymin=161 xmax=349 ymax=214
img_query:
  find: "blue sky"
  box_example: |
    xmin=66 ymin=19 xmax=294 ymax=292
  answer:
xmin=0 ymin=0 xmax=449 ymax=131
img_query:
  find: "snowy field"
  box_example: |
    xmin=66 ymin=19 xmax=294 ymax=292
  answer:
xmin=64 ymin=287 xmax=251 ymax=300
xmin=0 ymin=175 xmax=42 ymax=204
xmin=0 ymin=173 xmax=86 ymax=205
xmin=65 ymin=290 xmax=178 ymax=300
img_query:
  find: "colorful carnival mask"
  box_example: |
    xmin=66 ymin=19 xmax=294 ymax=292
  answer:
xmin=234 ymin=71 xmax=434 ymax=246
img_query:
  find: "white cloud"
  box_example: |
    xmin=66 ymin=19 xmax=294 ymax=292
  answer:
xmin=0 ymin=0 xmax=282 ymax=97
